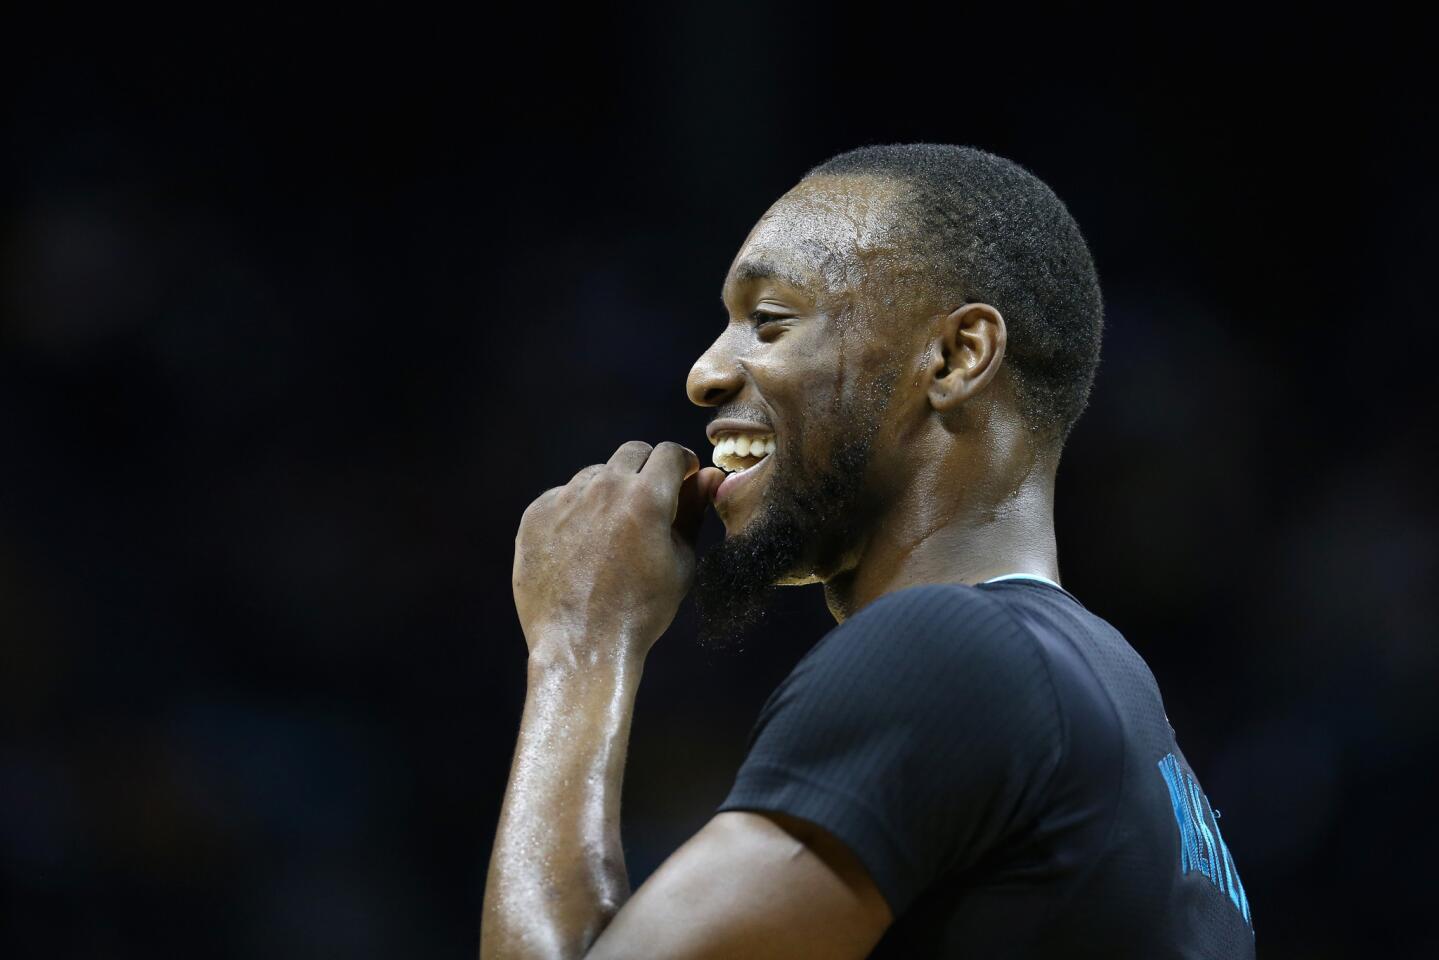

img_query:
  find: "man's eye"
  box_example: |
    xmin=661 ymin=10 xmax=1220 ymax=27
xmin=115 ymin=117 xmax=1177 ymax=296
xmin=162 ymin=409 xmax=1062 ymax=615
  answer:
xmin=751 ymin=311 xmax=790 ymax=337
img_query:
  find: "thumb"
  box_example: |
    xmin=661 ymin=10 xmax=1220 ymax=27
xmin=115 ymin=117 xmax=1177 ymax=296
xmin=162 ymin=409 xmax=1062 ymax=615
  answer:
xmin=696 ymin=466 xmax=725 ymax=502
xmin=674 ymin=467 xmax=724 ymax=545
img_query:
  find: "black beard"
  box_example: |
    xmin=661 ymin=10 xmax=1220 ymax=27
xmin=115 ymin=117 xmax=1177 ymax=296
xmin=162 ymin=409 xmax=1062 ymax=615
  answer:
xmin=692 ymin=431 xmax=878 ymax=650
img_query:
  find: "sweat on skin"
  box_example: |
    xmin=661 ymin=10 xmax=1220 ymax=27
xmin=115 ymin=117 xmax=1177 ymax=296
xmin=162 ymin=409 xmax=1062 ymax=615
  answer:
xmin=482 ymin=171 xmax=1064 ymax=960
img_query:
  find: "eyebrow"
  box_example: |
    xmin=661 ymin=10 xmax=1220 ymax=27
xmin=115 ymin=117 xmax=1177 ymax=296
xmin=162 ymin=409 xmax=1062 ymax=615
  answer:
xmin=722 ymin=257 xmax=813 ymax=302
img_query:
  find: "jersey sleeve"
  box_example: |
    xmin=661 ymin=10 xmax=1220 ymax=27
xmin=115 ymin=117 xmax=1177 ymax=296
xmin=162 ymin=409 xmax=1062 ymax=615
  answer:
xmin=715 ymin=584 xmax=1066 ymax=916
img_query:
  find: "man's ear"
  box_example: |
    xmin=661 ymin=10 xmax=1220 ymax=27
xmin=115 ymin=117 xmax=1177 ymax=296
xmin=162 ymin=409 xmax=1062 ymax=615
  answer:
xmin=926 ymin=302 xmax=1007 ymax=413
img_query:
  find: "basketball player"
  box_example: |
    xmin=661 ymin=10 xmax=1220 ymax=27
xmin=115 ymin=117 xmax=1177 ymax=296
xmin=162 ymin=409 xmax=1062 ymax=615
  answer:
xmin=481 ymin=145 xmax=1255 ymax=958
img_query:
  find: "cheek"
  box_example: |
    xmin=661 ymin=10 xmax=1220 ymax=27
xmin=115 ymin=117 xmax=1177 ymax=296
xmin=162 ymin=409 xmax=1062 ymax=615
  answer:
xmin=748 ymin=335 xmax=867 ymax=463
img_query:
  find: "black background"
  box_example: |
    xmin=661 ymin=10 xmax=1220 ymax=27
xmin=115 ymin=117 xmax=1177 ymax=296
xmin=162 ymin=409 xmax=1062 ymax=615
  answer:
xmin=3 ymin=6 xmax=1435 ymax=957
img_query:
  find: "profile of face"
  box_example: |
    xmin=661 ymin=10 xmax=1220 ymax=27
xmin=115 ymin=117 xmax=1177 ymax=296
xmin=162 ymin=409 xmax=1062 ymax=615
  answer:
xmin=686 ymin=176 xmax=927 ymax=647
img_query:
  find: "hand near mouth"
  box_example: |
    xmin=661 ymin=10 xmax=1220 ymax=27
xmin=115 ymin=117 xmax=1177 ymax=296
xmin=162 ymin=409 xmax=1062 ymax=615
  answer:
xmin=512 ymin=442 xmax=725 ymax=665
xmin=682 ymin=465 xmax=727 ymax=519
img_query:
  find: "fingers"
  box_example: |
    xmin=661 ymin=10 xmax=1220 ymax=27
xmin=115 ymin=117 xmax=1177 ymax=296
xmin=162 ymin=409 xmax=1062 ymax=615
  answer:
xmin=569 ymin=463 xmax=605 ymax=485
xmin=674 ymin=467 xmax=723 ymax=544
xmin=607 ymin=440 xmax=654 ymax=472
xmin=604 ymin=440 xmax=703 ymax=481
xmin=590 ymin=441 xmax=716 ymax=532
xmin=639 ymin=441 xmax=700 ymax=484
xmin=637 ymin=441 xmax=697 ymax=516
xmin=695 ymin=466 xmax=725 ymax=503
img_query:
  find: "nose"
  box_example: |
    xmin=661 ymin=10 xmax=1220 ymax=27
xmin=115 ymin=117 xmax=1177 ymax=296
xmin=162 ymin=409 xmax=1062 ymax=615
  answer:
xmin=686 ymin=331 xmax=745 ymax=407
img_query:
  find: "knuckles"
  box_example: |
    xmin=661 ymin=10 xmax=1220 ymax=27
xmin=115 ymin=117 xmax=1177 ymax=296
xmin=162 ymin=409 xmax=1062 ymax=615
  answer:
xmin=616 ymin=440 xmax=653 ymax=457
xmin=520 ymin=438 xmax=693 ymax=538
xmin=651 ymin=440 xmax=690 ymax=459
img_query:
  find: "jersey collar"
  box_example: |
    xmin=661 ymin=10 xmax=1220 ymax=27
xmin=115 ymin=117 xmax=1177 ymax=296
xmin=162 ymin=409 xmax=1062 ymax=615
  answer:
xmin=980 ymin=572 xmax=1065 ymax=590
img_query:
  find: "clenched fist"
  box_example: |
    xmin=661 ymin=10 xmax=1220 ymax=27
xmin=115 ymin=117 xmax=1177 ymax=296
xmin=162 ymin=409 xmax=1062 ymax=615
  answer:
xmin=513 ymin=440 xmax=726 ymax=666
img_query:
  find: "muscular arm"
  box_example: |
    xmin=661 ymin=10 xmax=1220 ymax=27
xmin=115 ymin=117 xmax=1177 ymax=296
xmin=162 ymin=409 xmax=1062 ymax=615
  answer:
xmin=483 ymin=440 xmax=891 ymax=958
xmin=480 ymin=645 xmax=892 ymax=960
xmin=587 ymin=809 xmax=892 ymax=959
xmin=479 ymin=650 xmax=642 ymax=959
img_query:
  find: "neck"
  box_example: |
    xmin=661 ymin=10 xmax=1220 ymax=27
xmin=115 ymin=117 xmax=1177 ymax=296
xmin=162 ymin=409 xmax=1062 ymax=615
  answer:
xmin=819 ymin=443 xmax=1061 ymax=623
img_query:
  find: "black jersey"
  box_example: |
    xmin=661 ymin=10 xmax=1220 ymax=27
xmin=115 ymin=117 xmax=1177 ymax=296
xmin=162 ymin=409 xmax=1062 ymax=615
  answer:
xmin=716 ymin=578 xmax=1255 ymax=958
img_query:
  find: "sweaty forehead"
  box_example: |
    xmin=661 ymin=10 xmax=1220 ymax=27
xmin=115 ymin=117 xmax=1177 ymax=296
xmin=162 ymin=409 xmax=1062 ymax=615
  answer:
xmin=726 ymin=176 xmax=908 ymax=296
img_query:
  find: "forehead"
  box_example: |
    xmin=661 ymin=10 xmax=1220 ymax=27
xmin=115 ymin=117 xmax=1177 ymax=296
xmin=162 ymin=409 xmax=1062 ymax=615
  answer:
xmin=723 ymin=175 xmax=907 ymax=298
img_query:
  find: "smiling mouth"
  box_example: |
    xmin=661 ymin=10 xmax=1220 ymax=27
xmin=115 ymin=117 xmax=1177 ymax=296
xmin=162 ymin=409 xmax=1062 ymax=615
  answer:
xmin=710 ymin=431 xmax=776 ymax=473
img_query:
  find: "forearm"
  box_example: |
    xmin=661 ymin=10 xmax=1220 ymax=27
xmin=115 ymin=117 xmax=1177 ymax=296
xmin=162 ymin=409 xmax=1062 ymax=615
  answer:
xmin=481 ymin=644 xmax=644 ymax=960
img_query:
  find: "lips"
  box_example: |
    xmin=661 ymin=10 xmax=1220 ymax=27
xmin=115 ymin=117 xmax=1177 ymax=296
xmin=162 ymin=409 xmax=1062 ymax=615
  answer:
xmin=715 ymin=448 xmax=773 ymax=510
xmin=705 ymin=418 xmax=776 ymax=445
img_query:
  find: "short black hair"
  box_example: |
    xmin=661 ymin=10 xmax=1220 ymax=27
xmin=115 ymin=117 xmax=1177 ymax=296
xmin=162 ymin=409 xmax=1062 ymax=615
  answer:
xmin=804 ymin=143 xmax=1104 ymax=446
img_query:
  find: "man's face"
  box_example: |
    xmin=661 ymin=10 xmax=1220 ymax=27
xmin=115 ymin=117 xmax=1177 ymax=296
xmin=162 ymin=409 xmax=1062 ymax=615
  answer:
xmin=686 ymin=176 xmax=925 ymax=645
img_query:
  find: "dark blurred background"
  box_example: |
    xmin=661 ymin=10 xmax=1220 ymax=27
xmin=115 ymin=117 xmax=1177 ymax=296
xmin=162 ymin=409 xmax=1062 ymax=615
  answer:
xmin=2 ymin=5 xmax=1434 ymax=957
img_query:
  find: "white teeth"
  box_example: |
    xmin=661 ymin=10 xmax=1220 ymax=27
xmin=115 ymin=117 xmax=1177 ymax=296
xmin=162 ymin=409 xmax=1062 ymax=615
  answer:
xmin=709 ymin=432 xmax=776 ymax=473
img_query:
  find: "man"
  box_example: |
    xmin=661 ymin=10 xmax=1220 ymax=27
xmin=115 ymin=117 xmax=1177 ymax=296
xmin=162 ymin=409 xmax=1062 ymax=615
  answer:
xmin=482 ymin=144 xmax=1255 ymax=958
